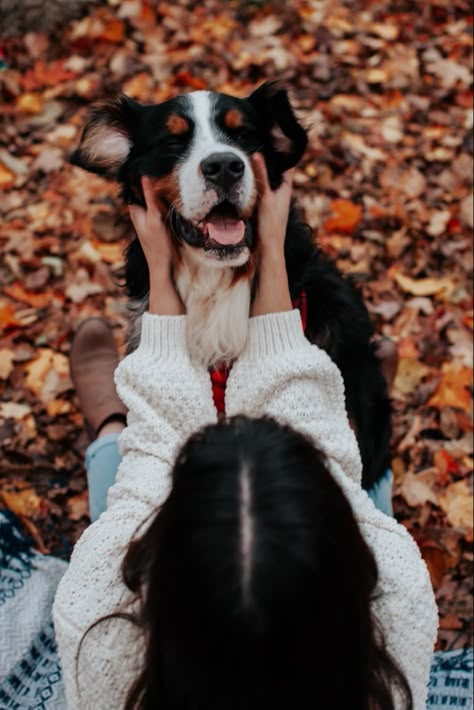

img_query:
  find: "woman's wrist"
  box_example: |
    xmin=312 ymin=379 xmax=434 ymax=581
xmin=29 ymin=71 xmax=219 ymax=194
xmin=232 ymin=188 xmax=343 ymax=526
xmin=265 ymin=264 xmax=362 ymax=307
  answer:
xmin=149 ymin=278 xmax=184 ymax=316
xmin=251 ymin=249 xmax=292 ymax=316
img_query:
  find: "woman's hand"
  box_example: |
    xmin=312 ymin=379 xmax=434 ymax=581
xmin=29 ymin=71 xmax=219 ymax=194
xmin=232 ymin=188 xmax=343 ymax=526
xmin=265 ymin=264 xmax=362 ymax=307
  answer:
xmin=251 ymin=154 xmax=295 ymax=316
xmin=129 ymin=177 xmax=184 ymax=316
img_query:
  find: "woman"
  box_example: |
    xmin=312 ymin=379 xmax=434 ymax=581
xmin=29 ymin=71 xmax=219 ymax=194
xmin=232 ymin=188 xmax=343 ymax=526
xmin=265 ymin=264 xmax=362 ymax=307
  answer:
xmin=53 ymin=156 xmax=437 ymax=709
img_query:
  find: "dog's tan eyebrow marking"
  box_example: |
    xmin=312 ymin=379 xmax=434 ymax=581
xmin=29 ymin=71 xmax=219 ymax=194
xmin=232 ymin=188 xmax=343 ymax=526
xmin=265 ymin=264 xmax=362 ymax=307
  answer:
xmin=224 ymin=109 xmax=244 ymax=129
xmin=166 ymin=114 xmax=189 ymax=135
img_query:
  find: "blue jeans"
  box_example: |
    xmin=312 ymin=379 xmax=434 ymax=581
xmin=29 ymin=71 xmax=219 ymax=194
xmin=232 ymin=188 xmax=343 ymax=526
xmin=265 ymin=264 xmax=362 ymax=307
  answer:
xmin=85 ymin=433 xmax=394 ymax=522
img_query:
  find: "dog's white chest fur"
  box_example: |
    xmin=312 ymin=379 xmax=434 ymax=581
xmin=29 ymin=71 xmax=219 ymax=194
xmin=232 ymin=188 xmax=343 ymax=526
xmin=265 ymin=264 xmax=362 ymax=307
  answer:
xmin=175 ymin=257 xmax=251 ymax=367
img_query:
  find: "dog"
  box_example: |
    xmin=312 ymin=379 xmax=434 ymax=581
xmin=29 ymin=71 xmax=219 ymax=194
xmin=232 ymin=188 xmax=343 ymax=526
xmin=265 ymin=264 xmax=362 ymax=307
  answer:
xmin=70 ymin=81 xmax=391 ymax=491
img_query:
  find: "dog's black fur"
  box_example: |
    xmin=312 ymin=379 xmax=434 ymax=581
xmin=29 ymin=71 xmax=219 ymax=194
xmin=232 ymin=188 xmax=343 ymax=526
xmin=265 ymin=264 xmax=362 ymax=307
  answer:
xmin=71 ymin=82 xmax=391 ymax=490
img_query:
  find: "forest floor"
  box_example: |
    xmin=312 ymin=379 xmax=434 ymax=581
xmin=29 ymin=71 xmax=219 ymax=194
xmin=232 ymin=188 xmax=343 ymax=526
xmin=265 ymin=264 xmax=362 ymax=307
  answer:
xmin=0 ymin=0 xmax=472 ymax=650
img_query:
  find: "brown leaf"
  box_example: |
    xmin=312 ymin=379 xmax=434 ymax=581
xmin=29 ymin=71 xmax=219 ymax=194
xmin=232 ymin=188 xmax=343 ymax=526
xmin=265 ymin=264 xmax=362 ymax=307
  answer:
xmin=0 ymin=349 xmax=14 ymax=379
xmin=399 ymin=469 xmax=440 ymax=507
xmin=439 ymin=481 xmax=473 ymax=530
xmin=67 ymin=491 xmax=90 ymax=521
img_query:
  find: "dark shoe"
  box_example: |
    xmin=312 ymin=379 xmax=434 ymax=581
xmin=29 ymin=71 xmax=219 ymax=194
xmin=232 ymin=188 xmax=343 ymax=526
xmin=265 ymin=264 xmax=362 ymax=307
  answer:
xmin=70 ymin=318 xmax=127 ymax=438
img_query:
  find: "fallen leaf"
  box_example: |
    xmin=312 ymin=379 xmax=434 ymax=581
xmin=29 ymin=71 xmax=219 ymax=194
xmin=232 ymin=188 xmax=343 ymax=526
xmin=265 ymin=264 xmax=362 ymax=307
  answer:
xmin=91 ymin=239 xmax=125 ymax=264
xmin=428 ymin=363 xmax=473 ymax=412
xmin=32 ymin=147 xmax=64 ymax=173
xmin=3 ymin=282 xmax=56 ymax=308
xmin=393 ymin=357 xmax=433 ymax=396
xmin=65 ymin=268 xmax=104 ymax=303
xmin=434 ymin=449 xmax=460 ymax=485
xmin=323 ymin=199 xmax=362 ymax=234
xmin=393 ymin=272 xmax=456 ymax=298
xmin=0 ymin=162 xmax=16 ymax=188
xmin=25 ymin=349 xmax=72 ymax=403
xmin=0 ymin=349 xmax=14 ymax=379
xmin=399 ymin=469 xmax=440 ymax=507
xmin=427 ymin=210 xmax=451 ymax=237
xmin=16 ymin=92 xmax=44 ymax=114
xmin=460 ymin=193 xmax=473 ymax=228
xmin=439 ymin=480 xmax=473 ymax=529
xmin=0 ymin=402 xmax=31 ymax=419
xmin=1 ymin=484 xmax=46 ymax=520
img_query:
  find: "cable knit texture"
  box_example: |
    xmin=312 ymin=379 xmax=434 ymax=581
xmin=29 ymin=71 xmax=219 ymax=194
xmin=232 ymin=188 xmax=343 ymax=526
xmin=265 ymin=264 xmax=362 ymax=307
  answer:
xmin=53 ymin=310 xmax=437 ymax=709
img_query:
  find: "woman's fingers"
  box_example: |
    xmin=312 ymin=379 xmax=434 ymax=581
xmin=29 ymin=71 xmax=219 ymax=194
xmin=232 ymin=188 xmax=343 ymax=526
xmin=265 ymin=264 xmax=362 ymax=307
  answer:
xmin=128 ymin=203 xmax=146 ymax=234
xmin=141 ymin=176 xmax=158 ymax=211
xmin=251 ymin=153 xmax=270 ymax=196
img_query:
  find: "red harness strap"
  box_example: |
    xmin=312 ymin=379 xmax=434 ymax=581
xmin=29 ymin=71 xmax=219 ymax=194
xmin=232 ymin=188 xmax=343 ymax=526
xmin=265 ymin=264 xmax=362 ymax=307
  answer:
xmin=210 ymin=291 xmax=308 ymax=414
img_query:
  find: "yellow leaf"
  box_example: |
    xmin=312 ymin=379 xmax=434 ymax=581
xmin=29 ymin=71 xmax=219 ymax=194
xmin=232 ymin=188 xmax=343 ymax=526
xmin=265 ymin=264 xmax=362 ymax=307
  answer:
xmin=1 ymin=486 xmax=45 ymax=519
xmin=393 ymin=357 xmax=432 ymax=397
xmin=393 ymin=272 xmax=455 ymax=298
xmin=16 ymin=93 xmax=44 ymax=114
xmin=439 ymin=480 xmax=473 ymax=529
xmin=25 ymin=349 xmax=71 ymax=403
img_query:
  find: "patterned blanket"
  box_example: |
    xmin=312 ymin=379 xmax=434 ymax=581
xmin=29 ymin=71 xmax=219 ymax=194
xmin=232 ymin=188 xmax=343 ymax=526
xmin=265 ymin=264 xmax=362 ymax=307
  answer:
xmin=0 ymin=510 xmax=472 ymax=709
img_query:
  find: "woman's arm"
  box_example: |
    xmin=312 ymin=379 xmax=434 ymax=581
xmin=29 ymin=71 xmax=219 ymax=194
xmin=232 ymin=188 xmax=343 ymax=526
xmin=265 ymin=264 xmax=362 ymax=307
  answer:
xmin=53 ymin=188 xmax=215 ymax=709
xmin=227 ymin=160 xmax=437 ymax=706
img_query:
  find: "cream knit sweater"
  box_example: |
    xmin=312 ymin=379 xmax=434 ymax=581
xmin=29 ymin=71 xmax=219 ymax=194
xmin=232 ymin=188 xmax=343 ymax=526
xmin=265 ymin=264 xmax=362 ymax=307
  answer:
xmin=53 ymin=310 xmax=437 ymax=710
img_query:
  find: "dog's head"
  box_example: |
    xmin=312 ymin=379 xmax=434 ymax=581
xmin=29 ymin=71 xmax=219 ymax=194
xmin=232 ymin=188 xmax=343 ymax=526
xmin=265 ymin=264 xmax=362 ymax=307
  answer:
xmin=71 ymin=82 xmax=307 ymax=267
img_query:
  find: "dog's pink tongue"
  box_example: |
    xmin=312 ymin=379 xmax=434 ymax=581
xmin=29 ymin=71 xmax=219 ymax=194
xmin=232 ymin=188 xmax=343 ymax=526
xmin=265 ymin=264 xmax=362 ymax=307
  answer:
xmin=205 ymin=217 xmax=245 ymax=245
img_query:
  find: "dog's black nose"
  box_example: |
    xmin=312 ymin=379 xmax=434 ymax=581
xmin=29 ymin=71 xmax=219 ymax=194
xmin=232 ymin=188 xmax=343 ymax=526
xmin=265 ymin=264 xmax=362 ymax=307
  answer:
xmin=200 ymin=152 xmax=245 ymax=190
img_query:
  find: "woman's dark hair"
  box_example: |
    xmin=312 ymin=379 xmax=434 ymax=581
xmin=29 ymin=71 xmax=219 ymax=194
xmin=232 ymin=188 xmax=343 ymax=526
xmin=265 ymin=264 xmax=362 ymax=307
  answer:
xmin=123 ymin=415 xmax=412 ymax=710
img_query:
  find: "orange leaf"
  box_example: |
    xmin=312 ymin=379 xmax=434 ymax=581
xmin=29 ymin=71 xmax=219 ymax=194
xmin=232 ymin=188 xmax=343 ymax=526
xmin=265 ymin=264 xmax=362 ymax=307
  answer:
xmin=0 ymin=301 xmax=23 ymax=328
xmin=3 ymin=282 xmax=56 ymax=308
xmin=175 ymin=70 xmax=207 ymax=90
xmin=99 ymin=19 xmax=125 ymax=43
xmin=0 ymin=162 xmax=15 ymax=189
xmin=323 ymin=199 xmax=362 ymax=234
xmin=21 ymin=59 xmax=77 ymax=90
xmin=122 ymin=72 xmax=153 ymax=99
xmin=434 ymin=449 xmax=460 ymax=485
xmin=428 ymin=364 xmax=473 ymax=412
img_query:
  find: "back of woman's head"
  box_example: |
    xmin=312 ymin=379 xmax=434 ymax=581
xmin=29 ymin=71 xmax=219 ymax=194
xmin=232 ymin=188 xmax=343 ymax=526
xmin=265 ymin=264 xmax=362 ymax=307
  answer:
xmin=124 ymin=416 xmax=412 ymax=710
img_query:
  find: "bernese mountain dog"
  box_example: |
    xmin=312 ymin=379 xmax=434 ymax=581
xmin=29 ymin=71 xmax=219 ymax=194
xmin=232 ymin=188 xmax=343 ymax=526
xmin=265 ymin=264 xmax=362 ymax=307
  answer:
xmin=70 ymin=81 xmax=391 ymax=491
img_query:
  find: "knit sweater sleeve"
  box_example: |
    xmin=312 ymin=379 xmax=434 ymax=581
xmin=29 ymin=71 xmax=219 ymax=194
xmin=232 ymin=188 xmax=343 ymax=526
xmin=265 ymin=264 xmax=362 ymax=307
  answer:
xmin=53 ymin=314 xmax=217 ymax=710
xmin=226 ymin=310 xmax=363 ymax=486
xmin=226 ymin=310 xmax=437 ymax=708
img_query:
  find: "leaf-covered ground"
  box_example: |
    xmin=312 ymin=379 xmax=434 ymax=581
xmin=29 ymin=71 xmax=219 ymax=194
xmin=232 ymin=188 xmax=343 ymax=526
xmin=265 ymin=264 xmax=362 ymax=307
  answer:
xmin=0 ymin=0 xmax=472 ymax=650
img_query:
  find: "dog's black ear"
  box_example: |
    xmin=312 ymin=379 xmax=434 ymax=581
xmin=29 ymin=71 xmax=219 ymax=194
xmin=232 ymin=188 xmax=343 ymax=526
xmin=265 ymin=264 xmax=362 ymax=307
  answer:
xmin=248 ymin=81 xmax=307 ymax=187
xmin=70 ymin=95 xmax=140 ymax=178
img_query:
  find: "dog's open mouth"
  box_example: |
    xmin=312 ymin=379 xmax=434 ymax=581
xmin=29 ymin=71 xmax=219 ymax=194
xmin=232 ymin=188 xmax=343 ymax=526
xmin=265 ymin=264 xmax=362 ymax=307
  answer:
xmin=172 ymin=200 xmax=250 ymax=252
xmin=200 ymin=202 xmax=246 ymax=249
